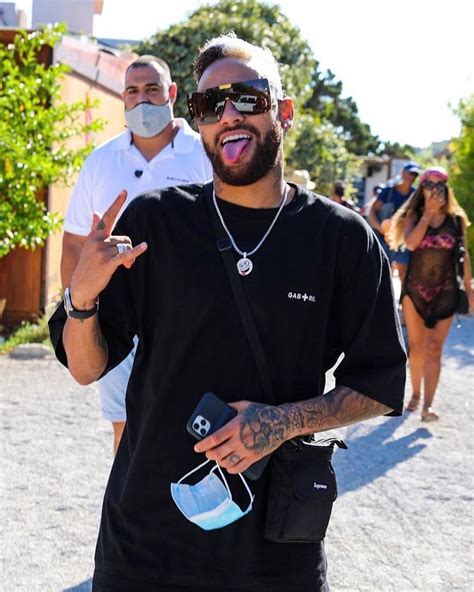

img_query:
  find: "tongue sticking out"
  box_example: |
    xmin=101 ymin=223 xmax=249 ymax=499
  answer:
xmin=222 ymin=138 xmax=251 ymax=163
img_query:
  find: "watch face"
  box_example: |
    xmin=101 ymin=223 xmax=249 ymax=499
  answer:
xmin=63 ymin=287 xmax=98 ymax=319
xmin=64 ymin=288 xmax=73 ymax=315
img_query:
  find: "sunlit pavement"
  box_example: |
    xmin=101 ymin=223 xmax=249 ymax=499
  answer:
xmin=1 ymin=310 xmax=473 ymax=591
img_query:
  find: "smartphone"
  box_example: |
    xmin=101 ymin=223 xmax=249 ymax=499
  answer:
xmin=187 ymin=392 xmax=237 ymax=439
xmin=187 ymin=392 xmax=271 ymax=481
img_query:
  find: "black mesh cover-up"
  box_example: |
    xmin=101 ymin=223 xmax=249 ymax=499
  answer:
xmin=402 ymin=216 xmax=458 ymax=328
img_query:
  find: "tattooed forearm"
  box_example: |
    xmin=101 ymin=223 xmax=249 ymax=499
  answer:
xmin=290 ymin=387 xmax=391 ymax=437
xmin=238 ymin=404 xmax=299 ymax=455
xmin=237 ymin=388 xmax=391 ymax=454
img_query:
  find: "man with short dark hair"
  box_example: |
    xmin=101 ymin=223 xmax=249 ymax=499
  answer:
xmin=61 ymin=55 xmax=211 ymax=452
xmin=50 ymin=35 xmax=405 ymax=591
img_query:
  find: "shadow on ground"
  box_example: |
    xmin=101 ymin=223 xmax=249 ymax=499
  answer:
xmin=443 ymin=316 xmax=474 ymax=368
xmin=63 ymin=579 xmax=92 ymax=592
xmin=334 ymin=414 xmax=433 ymax=496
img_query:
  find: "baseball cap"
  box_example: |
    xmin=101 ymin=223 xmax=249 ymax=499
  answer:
xmin=403 ymin=161 xmax=421 ymax=175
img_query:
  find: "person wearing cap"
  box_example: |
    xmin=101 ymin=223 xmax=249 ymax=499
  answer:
xmin=389 ymin=166 xmax=472 ymax=421
xmin=368 ymin=161 xmax=421 ymax=281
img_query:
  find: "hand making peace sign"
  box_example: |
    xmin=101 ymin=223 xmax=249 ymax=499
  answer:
xmin=68 ymin=190 xmax=148 ymax=310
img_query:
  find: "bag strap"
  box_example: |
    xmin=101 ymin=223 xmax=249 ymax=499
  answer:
xmin=203 ymin=184 xmax=347 ymax=452
xmin=204 ymin=185 xmax=275 ymax=404
xmin=453 ymin=216 xmax=465 ymax=280
xmin=386 ymin=187 xmax=393 ymax=204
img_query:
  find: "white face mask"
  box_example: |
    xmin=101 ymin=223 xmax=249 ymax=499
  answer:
xmin=124 ymin=101 xmax=172 ymax=138
xmin=170 ymin=459 xmax=254 ymax=531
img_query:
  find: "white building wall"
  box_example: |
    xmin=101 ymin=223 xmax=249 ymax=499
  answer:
xmin=0 ymin=2 xmax=27 ymax=27
xmin=32 ymin=0 xmax=98 ymax=35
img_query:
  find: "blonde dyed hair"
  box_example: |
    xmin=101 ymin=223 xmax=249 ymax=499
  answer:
xmin=388 ymin=183 xmax=470 ymax=250
xmin=193 ymin=33 xmax=283 ymax=98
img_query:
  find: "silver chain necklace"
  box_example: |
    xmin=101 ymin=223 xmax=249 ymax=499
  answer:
xmin=212 ymin=185 xmax=289 ymax=276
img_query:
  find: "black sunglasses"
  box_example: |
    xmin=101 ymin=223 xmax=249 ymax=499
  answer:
xmin=187 ymin=78 xmax=277 ymax=125
xmin=423 ymin=180 xmax=447 ymax=191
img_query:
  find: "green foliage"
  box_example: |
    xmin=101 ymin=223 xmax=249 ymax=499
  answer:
xmin=285 ymin=110 xmax=354 ymax=194
xmin=0 ymin=315 xmax=51 ymax=353
xmin=378 ymin=141 xmax=416 ymax=159
xmin=410 ymin=150 xmax=449 ymax=173
xmin=449 ymin=94 xmax=474 ymax=257
xmin=139 ymin=0 xmax=374 ymax=193
xmin=139 ymin=0 xmax=315 ymax=118
xmin=306 ymin=68 xmax=380 ymax=156
xmin=0 ymin=24 xmax=104 ymax=257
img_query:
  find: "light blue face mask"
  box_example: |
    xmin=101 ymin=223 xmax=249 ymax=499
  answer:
xmin=170 ymin=459 xmax=254 ymax=531
xmin=124 ymin=101 xmax=172 ymax=138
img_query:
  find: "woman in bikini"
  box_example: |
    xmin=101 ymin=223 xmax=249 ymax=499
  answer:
xmin=390 ymin=167 xmax=472 ymax=421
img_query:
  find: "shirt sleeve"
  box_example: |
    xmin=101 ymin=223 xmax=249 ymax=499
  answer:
xmin=63 ymin=154 xmax=96 ymax=236
xmin=331 ymin=217 xmax=406 ymax=415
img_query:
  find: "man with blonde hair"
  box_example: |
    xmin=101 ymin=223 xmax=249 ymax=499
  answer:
xmin=50 ymin=34 xmax=405 ymax=591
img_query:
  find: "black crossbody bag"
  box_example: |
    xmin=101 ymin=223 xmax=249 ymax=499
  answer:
xmin=205 ymin=186 xmax=346 ymax=543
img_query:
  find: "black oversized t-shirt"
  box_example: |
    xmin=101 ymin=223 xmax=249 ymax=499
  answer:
xmin=49 ymin=183 xmax=406 ymax=592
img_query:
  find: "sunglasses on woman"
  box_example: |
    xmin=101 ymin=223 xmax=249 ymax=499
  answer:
xmin=187 ymin=78 xmax=277 ymax=125
xmin=423 ymin=180 xmax=447 ymax=191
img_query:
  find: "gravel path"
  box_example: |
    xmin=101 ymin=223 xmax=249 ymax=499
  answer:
xmin=1 ymin=316 xmax=473 ymax=591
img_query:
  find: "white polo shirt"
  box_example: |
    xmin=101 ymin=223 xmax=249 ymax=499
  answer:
xmin=64 ymin=118 xmax=212 ymax=236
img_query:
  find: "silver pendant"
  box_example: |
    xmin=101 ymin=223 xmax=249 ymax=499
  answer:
xmin=237 ymin=256 xmax=253 ymax=276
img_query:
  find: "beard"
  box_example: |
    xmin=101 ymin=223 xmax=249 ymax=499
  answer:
xmin=202 ymin=121 xmax=282 ymax=186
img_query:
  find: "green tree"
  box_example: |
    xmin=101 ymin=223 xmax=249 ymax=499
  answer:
xmin=139 ymin=0 xmax=365 ymax=190
xmin=139 ymin=0 xmax=315 ymax=118
xmin=306 ymin=67 xmax=380 ymax=155
xmin=141 ymin=1 xmax=381 ymax=162
xmin=378 ymin=140 xmax=416 ymax=159
xmin=285 ymin=110 xmax=355 ymax=194
xmin=0 ymin=24 xmax=104 ymax=257
xmin=449 ymin=93 xmax=474 ymax=257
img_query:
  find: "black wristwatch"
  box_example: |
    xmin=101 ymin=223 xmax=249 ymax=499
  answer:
xmin=64 ymin=287 xmax=99 ymax=320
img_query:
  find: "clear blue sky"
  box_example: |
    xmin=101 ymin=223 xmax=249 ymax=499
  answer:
xmin=17 ymin=0 xmax=474 ymax=147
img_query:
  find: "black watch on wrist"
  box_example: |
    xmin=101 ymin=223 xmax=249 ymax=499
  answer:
xmin=64 ymin=287 xmax=99 ymax=320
